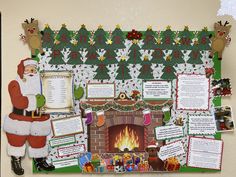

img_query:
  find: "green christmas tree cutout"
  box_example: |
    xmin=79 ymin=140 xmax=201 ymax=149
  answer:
xmin=42 ymin=24 xmax=54 ymax=48
xmin=161 ymin=64 xmax=177 ymax=80
xmin=67 ymin=44 xmax=83 ymax=65
xmin=55 ymin=24 xmax=72 ymax=49
xmin=151 ymin=48 xmax=165 ymax=64
xmin=94 ymin=25 xmax=107 ymax=49
xmin=94 ymin=58 xmax=110 ymax=81
xmin=104 ymin=47 xmax=117 ymax=65
xmin=127 ymin=42 xmax=142 ymax=65
xmin=75 ymin=24 xmax=90 ymax=48
xmin=197 ymin=27 xmax=211 ymax=50
xmin=85 ymin=45 xmax=98 ymax=65
xmin=116 ymin=58 xmax=131 ymax=82
xmin=111 ymin=25 xmax=126 ymax=49
xmin=187 ymin=45 xmax=203 ymax=65
xmin=179 ymin=26 xmax=193 ymax=50
xmin=161 ymin=26 xmax=175 ymax=49
xmin=138 ymin=56 xmax=154 ymax=79
xmin=142 ymin=26 xmax=157 ymax=49
xmin=49 ymin=45 xmax=65 ymax=65
xmin=171 ymin=45 xmax=185 ymax=64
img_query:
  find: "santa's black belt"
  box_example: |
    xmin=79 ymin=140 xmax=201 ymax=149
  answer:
xmin=12 ymin=107 xmax=40 ymax=117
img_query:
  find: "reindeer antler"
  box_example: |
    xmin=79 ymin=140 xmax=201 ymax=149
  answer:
xmin=218 ymin=21 xmax=222 ymax=26
xmin=224 ymin=21 xmax=229 ymax=26
xmin=30 ymin=18 xmax=34 ymax=23
xmin=24 ymin=19 xmax=29 ymax=24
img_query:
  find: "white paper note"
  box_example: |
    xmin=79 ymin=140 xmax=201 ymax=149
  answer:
xmin=158 ymin=141 xmax=185 ymax=160
xmin=41 ymin=71 xmax=74 ymax=113
xmin=188 ymin=115 xmax=216 ymax=135
xmin=176 ymin=74 xmax=210 ymax=110
xmin=53 ymin=159 xmax=78 ymax=169
xmin=49 ymin=136 xmax=76 ymax=147
xmin=143 ymin=80 xmax=172 ymax=100
xmin=58 ymin=144 xmax=86 ymax=157
xmin=87 ymin=83 xmax=115 ymax=99
xmin=52 ymin=116 xmax=83 ymax=137
xmin=187 ymin=137 xmax=223 ymax=170
xmin=155 ymin=126 xmax=183 ymax=140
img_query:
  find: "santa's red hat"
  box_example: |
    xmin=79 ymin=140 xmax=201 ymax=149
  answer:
xmin=147 ymin=140 xmax=158 ymax=148
xmin=17 ymin=58 xmax=38 ymax=79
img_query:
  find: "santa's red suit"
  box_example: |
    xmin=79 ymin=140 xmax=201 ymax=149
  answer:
xmin=3 ymin=59 xmax=51 ymax=158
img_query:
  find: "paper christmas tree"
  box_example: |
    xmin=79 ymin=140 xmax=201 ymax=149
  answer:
xmin=42 ymin=24 xmax=54 ymax=48
xmin=151 ymin=48 xmax=165 ymax=64
xmin=138 ymin=57 xmax=154 ymax=79
xmin=49 ymin=45 xmax=65 ymax=65
xmin=161 ymin=26 xmax=175 ymax=49
xmin=127 ymin=43 xmax=142 ymax=65
xmin=179 ymin=26 xmax=192 ymax=50
xmin=94 ymin=60 xmax=110 ymax=81
xmin=187 ymin=47 xmax=203 ymax=64
xmin=94 ymin=25 xmax=107 ymax=49
xmin=75 ymin=24 xmax=90 ymax=48
xmin=111 ymin=25 xmax=126 ymax=49
xmin=67 ymin=44 xmax=83 ymax=65
xmin=197 ymin=28 xmax=211 ymax=50
xmin=104 ymin=47 xmax=117 ymax=65
xmin=85 ymin=45 xmax=98 ymax=65
xmin=55 ymin=24 xmax=72 ymax=49
xmin=142 ymin=27 xmax=157 ymax=49
xmin=116 ymin=59 xmax=131 ymax=81
xmin=171 ymin=45 xmax=185 ymax=64
xmin=161 ymin=64 xmax=176 ymax=80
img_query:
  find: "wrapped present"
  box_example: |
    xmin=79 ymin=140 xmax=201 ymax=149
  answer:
xmin=107 ymin=165 xmax=114 ymax=172
xmin=164 ymin=157 xmax=180 ymax=171
xmin=83 ymin=162 xmax=94 ymax=173
xmin=138 ymin=161 xmax=149 ymax=172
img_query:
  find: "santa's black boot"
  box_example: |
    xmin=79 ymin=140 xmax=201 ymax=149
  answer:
xmin=34 ymin=158 xmax=55 ymax=171
xmin=11 ymin=156 xmax=24 ymax=175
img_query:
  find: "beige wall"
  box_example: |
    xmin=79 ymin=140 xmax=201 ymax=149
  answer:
xmin=1 ymin=0 xmax=236 ymax=176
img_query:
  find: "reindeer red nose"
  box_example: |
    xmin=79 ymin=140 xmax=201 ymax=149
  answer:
xmin=218 ymin=31 xmax=224 ymax=36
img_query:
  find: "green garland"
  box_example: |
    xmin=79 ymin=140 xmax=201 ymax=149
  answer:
xmin=80 ymin=100 xmax=172 ymax=112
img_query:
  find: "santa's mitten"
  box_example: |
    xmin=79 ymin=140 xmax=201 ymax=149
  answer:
xmin=36 ymin=94 xmax=46 ymax=108
xmin=74 ymin=85 xmax=84 ymax=100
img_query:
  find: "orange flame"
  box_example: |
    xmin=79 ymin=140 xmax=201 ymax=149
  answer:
xmin=114 ymin=126 xmax=139 ymax=151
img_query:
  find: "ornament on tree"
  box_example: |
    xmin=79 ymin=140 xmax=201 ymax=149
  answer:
xmin=85 ymin=108 xmax=93 ymax=125
xmin=96 ymin=110 xmax=105 ymax=127
xmin=143 ymin=109 xmax=152 ymax=126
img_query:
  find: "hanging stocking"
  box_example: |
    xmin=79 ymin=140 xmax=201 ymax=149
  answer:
xmin=96 ymin=110 xmax=105 ymax=127
xmin=143 ymin=109 xmax=152 ymax=126
xmin=162 ymin=106 xmax=171 ymax=123
xmin=85 ymin=108 xmax=93 ymax=125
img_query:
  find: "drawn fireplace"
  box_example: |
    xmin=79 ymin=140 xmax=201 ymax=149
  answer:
xmin=108 ymin=124 xmax=144 ymax=152
xmin=85 ymin=106 xmax=164 ymax=154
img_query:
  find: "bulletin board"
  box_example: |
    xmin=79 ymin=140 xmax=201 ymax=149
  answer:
xmin=25 ymin=23 xmax=226 ymax=173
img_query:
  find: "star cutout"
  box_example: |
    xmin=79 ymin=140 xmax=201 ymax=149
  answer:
xmin=147 ymin=25 xmax=152 ymax=30
xmin=166 ymin=25 xmax=171 ymax=30
xmin=81 ymin=24 xmax=86 ymax=28
xmin=120 ymin=56 xmax=127 ymax=61
xmin=132 ymin=39 xmax=139 ymax=44
xmin=203 ymin=27 xmax=208 ymax=31
xmin=106 ymin=39 xmax=113 ymax=45
xmin=62 ymin=24 xmax=66 ymax=28
xmin=143 ymin=55 xmax=149 ymax=61
xmin=184 ymin=26 xmax=189 ymax=31
xmin=116 ymin=24 xmax=121 ymax=29
xmin=45 ymin=24 xmax=50 ymax=28
xmin=98 ymin=25 xmax=103 ymax=29
xmin=99 ymin=56 xmax=105 ymax=61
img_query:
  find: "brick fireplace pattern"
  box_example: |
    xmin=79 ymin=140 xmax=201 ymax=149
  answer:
xmin=88 ymin=109 xmax=163 ymax=154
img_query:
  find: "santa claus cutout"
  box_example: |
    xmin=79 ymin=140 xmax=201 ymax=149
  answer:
xmin=3 ymin=58 xmax=55 ymax=175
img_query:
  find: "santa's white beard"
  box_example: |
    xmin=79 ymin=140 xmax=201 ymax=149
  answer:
xmin=17 ymin=73 xmax=41 ymax=95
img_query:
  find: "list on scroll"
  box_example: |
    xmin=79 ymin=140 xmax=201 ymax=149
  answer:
xmin=41 ymin=71 xmax=74 ymax=113
xmin=176 ymin=74 xmax=210 ymax=111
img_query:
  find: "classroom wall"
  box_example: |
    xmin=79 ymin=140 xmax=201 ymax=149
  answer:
xmin=1 ymin=0 xmax=236 ymax=176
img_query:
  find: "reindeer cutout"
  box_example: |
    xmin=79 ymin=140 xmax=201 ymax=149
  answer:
xmin=22 ymin=18 xmax=44 ymax=57
xmin=209 ymin=21 xmax=231 ymax=60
